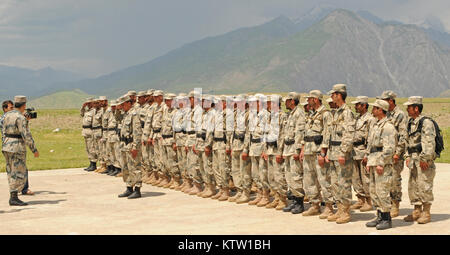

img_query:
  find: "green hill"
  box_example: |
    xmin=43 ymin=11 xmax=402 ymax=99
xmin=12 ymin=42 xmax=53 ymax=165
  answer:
xmin=29 ymin=89 xmax=93 ymax=109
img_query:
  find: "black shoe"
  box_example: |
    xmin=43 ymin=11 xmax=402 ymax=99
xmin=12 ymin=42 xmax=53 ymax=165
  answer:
xmin=283 ymin=199 xmax=297 ymax=212
xmin=286 ymin=190 xmax=293 ymax=200
xmin=112 ymin=168 xmax=121 ymax=176
xmin=118 ymin=187 xmax=133 ymax=198
xmin=84 ymin=162 xmax=92 ymax=171
xmin=128 ymin=187 xmax=141 ymax=199
xmin=85 ymin=162 xmax=97 ymax=172
xmin=366 ymin=210 xmax=382 ymax=228
xmin=376 ymin=212 xmax=392 ymax=230
xmin=102 ymin=165 xmax=113 ymax=174
xmin=291 ymin=197 xmax=305 ymax=214
xmin=9 ymin=191 xmax=28 ymax=206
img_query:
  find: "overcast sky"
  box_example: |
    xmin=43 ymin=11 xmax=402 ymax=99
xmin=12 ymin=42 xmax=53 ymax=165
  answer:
xmin=1 ymin=0 xmax=449 ymax=77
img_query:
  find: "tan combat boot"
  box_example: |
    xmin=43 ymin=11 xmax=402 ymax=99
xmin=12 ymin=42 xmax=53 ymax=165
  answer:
xmin=276 ymin=194 xmax=288 ymax=210
xmin=218 ymin=188 xmax=230 ymax=201
xmin=188 ymin=182 xmax=202 ymax=195
xmin=303 ymin=195 xmax=310 ymax=203
xmin=319 ymin=203 xmax=334 ymax=219
xmin=265 ymin=193 xmax=280 ymax=209
xmin=302 ymin=202 xmax=321 ymax=216
xmin=248 ymin=189 xmax=262 ymax=205
xmin=328 ymin=203 xmax=341 ymax=222
xmin=350 ymin=196 xmax=365 ymax=210
xmin=257 ymin=189 xmax=270 ymax=207
xmin=417 ymin=203 xmax=431 ymax=224
xmin=202 ymin=183 xmax=217 ymax=198
xmin=360 ymin=197 xmax=373 ymax=212
xmin=251 ymin=183 xmax=258 ymax=192
xmin=404 ymin=205 xmax=422 ymax=222
xmin=336 ymin=204 xmax=351 ymax=224
xmin=153 ymin=173 xmax=163 ymax=186
xmin=158 ymin=175 xmax=170 ymax=187
xmin=390 ymin=200 xmax=400 ymax=218
xmin=172 ymin=177 xmax=182 ymax=190
xmin=116 ymin=171 xmax=123 ymax=177
xmin=163 ymin=176 xmax=173 ymax=188
xmin=211 ymin=188 xmax=223 ymax=200
xmin=269 ymin=189 xmax=275 ymax=197
xmin=229 ymin=179 xmax=235 ymax=190
xmin=236 ymin=190 xmax=251 ymax=204
xmin=148 ymin=172 xmax=157 ymax=184
xmin=228 ymin=190 xmax=242 ymax=202
xmin=183 ymin=179 xmax=193 ymax=193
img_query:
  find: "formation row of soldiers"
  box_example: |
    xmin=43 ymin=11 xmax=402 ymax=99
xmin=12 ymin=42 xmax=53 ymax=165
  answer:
xmin=81 ymin=84 xmax=438 ymax=230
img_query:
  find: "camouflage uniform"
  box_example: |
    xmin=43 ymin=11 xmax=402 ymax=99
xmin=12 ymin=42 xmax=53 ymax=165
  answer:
xmin=196 ymin=105 xmax=215 ymax=185
xmin=107 ymin=104 xmax=120 ymax=169
xmin=81 ymin=105 xmax=96 ymax=162
xmin=173 ymin=100 xmax=188 ymax=182
xmin=150 ymin=101 xmax=165 ymax=176
xmin=2 ymin=109 xmax=38 ymax=193
xmin=138 ymin=101 xmax=151 ymax=175
xmin=185 ymin=103 xmax=203 ymax=184
xmin=161 ymin=99 xmax=179 ymax=178
xmin=212 ymin=103 xmax=229 ymax=189
xmin=92 ymin=106 xmax=104 ymax=164
xmin=101 ymin=106 xmax=112 ymax=167
xmin=231 ymin=102 xmax=251 ymax=194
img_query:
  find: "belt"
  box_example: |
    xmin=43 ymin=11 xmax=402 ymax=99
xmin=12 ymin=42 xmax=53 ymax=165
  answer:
xmin=153 ymin=129 xmax=161 ymax=133
xmin=196 ymin=133 xmax=206 ymax=140
xmin=92 ymin=126 xmax=102 ymax=130
xmin=233 ymin=133 xmax=245 ymax=141
xmin=304 ymin=135 xmax=323 ymax=145
xmin=353 ymin=138 xmax=366 ymax=146
xmin=407 ymin=145 xmax=422 ymax=154
xmin=105 ymin=128 xmax=117 ymax=131
xmin=175 ymin=131 xmax=183 ymax=134
xmin=251 ymin=138 xmax=261 ymax=143
xmin=213 ymin=137 xmax=226 ymax=142
xmin=162 ymin=134 xmax=173 ymax=139
xmin=187 ymin=131 xmax=195 ymax=135
xmin=330 ymin=141 xmax=341 ymax=146
xmin=5 ymin=134 xmax=22 ymax=139
xmin=82 ymin=125 xmax=92 ymax=129
xmin=284 ymin=139 xmax=295 ymax=146
xmin=267 ymin=141 xmax=277 ymax=147
xmin=370 ymin=147 xmax=383 ymax=153
xmin=120 ymin=136 xmax=133 ymax=145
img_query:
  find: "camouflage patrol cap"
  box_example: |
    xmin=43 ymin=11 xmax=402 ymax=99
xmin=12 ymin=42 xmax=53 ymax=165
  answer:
xmin=188 ymin=90 xmax=201 ymax=98
xmin=164 ymin=93 xmax=177 ymax=100
xmin=351 ymin=96 xmax=369 ymax=104
xmin=247 ymin=96 xmax=257 ymax=102
xmin=369 ymin=99 xmax=389 ymax=111
xmin=127 ymin=90 xmax=137 ymax=96
xmin=328 ymin=84 xmax=347 ymax=94
xmin=178 ymin=92 xmax=187 ymax=97
xmin=305 ymin=90 xmax=323 ymax=100
xmin=403 ymin=96 xmax=423 ymax=106
xmin=14 ymin=95 xmax=27 ymax=103
xmin=153 ymin=90 xmax=164 ymax=97
xmin=110 ymin=100 xmax=118 ymax=106
xmin=378 ymin=90 xmax=397 ymax=100
xmin=85 ymin=97 xmax=94 ymax=103
xmin=137 ymin=91 xmax=147 ymax=97
xmin=147 ymin=89 xmax=155 ymax=96
xmin=121 ymin=95 xmax=132 ymax=104
xmin=285 ymin=92 xmax=299 ymax=101
xmin=98 ymin=96 xmax=107 ymax=101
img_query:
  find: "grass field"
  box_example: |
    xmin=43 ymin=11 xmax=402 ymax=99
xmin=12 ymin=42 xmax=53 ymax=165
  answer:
xmin=1 ymin=97 xmax=450 ymax=171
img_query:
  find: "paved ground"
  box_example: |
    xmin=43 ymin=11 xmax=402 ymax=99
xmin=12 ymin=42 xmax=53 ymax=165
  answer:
xmin=0 ymin=164 xmax=449 ymax=235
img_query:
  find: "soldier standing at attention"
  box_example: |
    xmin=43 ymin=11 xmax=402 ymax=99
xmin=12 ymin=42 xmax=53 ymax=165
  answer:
xmin=81 ymin=97 xmax=96 ymax=171
xmin=2 ymin=96 xmax=39 ymax=206
xmin=403 ymin=96 xmax=438 ymax=224
xmin=174 ymin=94 xmax=190 ymax=192
xmin=161 ymin=93 xmax=180 ymax=189
xmin=90 ymin=98 xmax=104 ymax=172
xmin=327 ymin=84 xmax=356 ymax=224
xmin=378 ymin=90 xmax=407 ymax=218
xmin=364 ymin=99 xmax=397 ymax=230
xmin=117 ymin=95 xmax=143 ymax=199
xmin=350 ymin=96 xmax=376 ymax=212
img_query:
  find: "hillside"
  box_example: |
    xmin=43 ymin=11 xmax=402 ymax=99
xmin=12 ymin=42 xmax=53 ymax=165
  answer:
xmin=29 ymin=89 xmax=93 ymax=109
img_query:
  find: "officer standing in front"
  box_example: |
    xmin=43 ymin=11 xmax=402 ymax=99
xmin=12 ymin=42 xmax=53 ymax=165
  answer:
xmin=2 ymin=96 xmax=39 ymax=206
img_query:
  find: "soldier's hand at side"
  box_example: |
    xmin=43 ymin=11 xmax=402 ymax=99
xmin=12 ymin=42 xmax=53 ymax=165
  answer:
xmin=362 ymin=157 xmax=368 ymax=166
xmin=393 ymin=154 xmax=400 ymax=164
xmin=376 ymin=165 xmax=384 ymax=175
xmin=226 ymin=149 xmax=231 ymax=155
xmin=193 ymin=145 xmax=198 ymax=155
xmin=366 ymin=165 xmax=370 ymax=173
xmin=276 ymin=155 xmax=284 ymax=164
xmin=406 ymin=158 xmax=410 ymax=167
xmin=205 ymin=147 xmax=211 ymax=156
xmin=325 ymin=155 xmax=330 ymax=163
xmin=172 ymin=144 xmax=177 ymax=151
xmin=34 ymin=151 xmax=39 ymax=158
xmin=262 ymin=153 xmax=268 ymax=161
xmin=420 ymin=161 xmax=429 ymax=171
xmin=185 ymin=146 xmax=188 ymax=153
xmin=131 ymin=149 xmax=138 ymax=159
xmin=338 ymin=156 xmax=346 ymax=166
xmin=300 ymin=149 xmax=305 ymax=162
xmin=318 ymin=155 xmax=325 ymax=167
xmin=241 ymin=153 xmax=248 ymax=161
xmin=293 ymin=154 xmax=300 ymax=161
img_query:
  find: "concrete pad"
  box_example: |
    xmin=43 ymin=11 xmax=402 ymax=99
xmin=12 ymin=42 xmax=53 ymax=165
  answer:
xmin=0 ymin=164 xmax=449 ymax=235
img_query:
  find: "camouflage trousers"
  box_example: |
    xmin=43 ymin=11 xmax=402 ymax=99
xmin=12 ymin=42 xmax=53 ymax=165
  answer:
xmin=231 ymin=151 xmax=252 ymax=192
xmin=250 ymin=156 xmax=264 ymax=190
xmin=268 ymin=155 xmax=287 ymax=194
xmin=84 ymin=136 xmax=97 ymax=162
xmin=107 ymin=141 xmax=120 ymax=168
xmin=330 ymin=159 xmax=353 ymax=206
xmin=408 ymin=160 xmax=436 ymax=205
xmin=186 ymin=148 xmax=202 ymax=184
xmin=153 ymin=138 xmax=164 ymax=175
xmin=177 ymin=147 xmax=188 ymax=179
xmin=93 ymin=134 xmax=102 ymax=164
xmin=352 ymin=159 xmax=370 ymax=198
xmin=369 ymin=165 xmax=393 ymax=213
xmin=284 ymin=155 xmax=305 ymax=198
xmin=199 ymin=150 xmax=214 ymax=185
xmin=2 ymin=151 xmax=27 ymax=193
xmin=100 ymin=138 xmax=109 ymax=165
xmin=213 ymin=149 xmax=230 ymax=188
xmin=303 ymin=154 xmax=333 ymax=203
xmin=162 ymin=144 xmax=179 ymax=177
xmin=120 ymin=150 xmax=142 ymax=188
xmin=141 ymin=142 xmax=150 ymax=175
xmin=391 ymin=159 xmax=404 ymax=202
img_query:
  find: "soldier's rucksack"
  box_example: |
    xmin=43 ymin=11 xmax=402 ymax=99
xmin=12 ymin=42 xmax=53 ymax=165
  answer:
xmin=407 ymin=116 xmax=444 ymax=157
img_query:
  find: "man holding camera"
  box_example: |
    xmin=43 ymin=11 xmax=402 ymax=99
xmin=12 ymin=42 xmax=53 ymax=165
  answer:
xmin=2 ymin=96 xmax=39 ymax=206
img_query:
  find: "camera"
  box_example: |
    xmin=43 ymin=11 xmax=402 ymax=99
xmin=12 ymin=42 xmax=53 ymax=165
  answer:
xmin=25 ymin=107 xmax=38 ymax=119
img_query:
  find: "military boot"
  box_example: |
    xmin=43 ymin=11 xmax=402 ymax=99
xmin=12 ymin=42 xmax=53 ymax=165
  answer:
xmin=182 ymin=179 xmax=193 ymax=193
xmin=302 ymin=202 xmax=320 ymax=216
xmin=350 ymin=195 xmax=365 ymax=210
xmin=404 ymin=205 xmax=422 ymax=222
xmin=163 ymin=176 xmax=173 ymax=188
xmin=166 ymin=176 xmax=175 ymax=189
xmin=202 ymin=183 xmax=217 ymax=198
xmin=282 ymin=198 xmax=297 ymax=212
xmin=188 ymin=182 xmax=202 ymax=195
xmin=218 ymin=188 xmax=230 ymax=201
xmin=116 ymin=170 xmax=123 ymax=177
xmin=303 ymin=195 xmax=310 ymax=203
xmin=417 ymin=203 xmax=431 ymax=224
xmin=256 ymin=189 xmax=270 ymax=207
xmin=328 ymin=203 xmax=342 ymax=222
xmin=84 ymin=162 xmax=91 ymax=170
xmin=276 ymin=194 xmax=288 ymax=211
xmin=173 ymin=177 xmax=182 ymax=190
xmin=390 ymin=200 xmax=400 ymax=218
xmin=266 ymin=193 xmax=280 ymax=209
xmin=158 ymin=175 xmax=170 ymax=187
xmin=319 ymin=203 xmax=334 ymax=219
xmin=197 ymin=183 xmax=209 ymax=197
xmin=128 ymin=187 xmax=142 ymax=199
xmin=103 ymin=165 xmax=113 ymax=175
xmin=366 ymin=210 xmax=382 ymax=227
xmin=97 ymin=164 xmax=109 ymax=174
xmin=148 ymin=172 xmax=157 ymax=184
xmin=376 ymin=212 xmax=392 ymax=230
xmin=251 ymin=183 xmax=258 ymax=192
xmin=154 ymin=173 xmax=164 ymax=186
xmin=236 ymin=190 xmax=251 ymax=204
xmin=336 ymin=204 xmax=351 ymax=224
xmin=118 ymin=187 xmax=133 ymax=198
xmin=211 ymin=188 xmax=223 ymax=200
xmin=290 ymin=197 xmax=305 ymax=214
xmin=228 ymin=190 xmax=241 ymax=202
xmin=248 ymin=189 xmax=262 ymax=205
xmin=360 ymin=197 xmax=374 ymax=212
xmin=269 ymin=189 xmax=275 ymax=197
xmin=85 ymin=162 xmax=97 ymax=172
xmin=9 ymin=191 xmax=28 ymax=206
xmin=113 ymin=167 xmax=121 ymax=176
xmin=229 ymin=179 xmax=235 ymax=190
